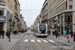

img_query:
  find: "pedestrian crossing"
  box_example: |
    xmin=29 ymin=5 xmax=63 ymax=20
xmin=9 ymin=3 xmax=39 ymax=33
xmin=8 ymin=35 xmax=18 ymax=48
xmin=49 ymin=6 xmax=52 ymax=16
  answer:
xmin=24 ymin=39 xmax=55 ymax=43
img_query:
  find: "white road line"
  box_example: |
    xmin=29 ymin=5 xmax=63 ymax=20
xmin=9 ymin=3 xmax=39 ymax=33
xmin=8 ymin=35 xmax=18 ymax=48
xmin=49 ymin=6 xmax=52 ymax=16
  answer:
xmin=24 ymin=39 xmax=28 ymax=42
xmin=63 ymin=46 xmax=74 ymax=49
xmin=43 ymin=40 xmax=48 ymax=42
xmin=31 ymin=40 xmax=35 ymax=42
xmin=49 ymin=40 xmax=55 ymax=43
xmin=26 ymin=35 xmax=28 ymax=37
xmin=37 ymin=40 xmax=41 ymax=42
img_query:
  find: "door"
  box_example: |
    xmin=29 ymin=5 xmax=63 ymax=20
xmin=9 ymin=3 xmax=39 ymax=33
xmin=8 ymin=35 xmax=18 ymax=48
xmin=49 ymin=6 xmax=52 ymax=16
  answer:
xmin=0 ymin=23 xmax=3 ymax=30
xmin=0 ymin=25 xmax=2 ymax=30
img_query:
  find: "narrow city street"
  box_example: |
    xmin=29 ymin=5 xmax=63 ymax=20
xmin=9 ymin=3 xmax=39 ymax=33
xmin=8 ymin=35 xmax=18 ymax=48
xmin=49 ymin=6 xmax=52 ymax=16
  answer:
xmin=11 ymin=30 xmax=75 ymax=50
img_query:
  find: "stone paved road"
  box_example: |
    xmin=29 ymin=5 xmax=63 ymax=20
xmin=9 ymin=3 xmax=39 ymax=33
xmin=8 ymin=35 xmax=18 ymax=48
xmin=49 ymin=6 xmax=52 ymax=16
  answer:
xmin=12 ymin=30 xmax=75 ymax=50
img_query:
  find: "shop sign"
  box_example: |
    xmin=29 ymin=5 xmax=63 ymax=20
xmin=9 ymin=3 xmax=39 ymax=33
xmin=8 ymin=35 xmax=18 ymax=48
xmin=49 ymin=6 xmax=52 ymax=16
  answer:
xmin=0 ymin=18 xmax=5 ymax=20
xmin=0 ymin=1 xmax=5 ymax=6
xmin=0 ymin=16 xmax=6 ymax=22
xmin=58 ymin=25 xmax=61 ymax=27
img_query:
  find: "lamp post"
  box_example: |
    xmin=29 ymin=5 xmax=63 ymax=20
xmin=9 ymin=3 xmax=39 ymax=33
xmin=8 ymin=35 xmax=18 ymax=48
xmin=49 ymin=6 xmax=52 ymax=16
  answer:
xmin=9 ymin=18 xmax=12 ymax=42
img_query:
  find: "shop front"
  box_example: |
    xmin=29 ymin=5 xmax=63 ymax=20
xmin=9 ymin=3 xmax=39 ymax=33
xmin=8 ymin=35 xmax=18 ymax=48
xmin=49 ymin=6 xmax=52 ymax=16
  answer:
xmin=65 ymin=12 xmax=72 ymax=34
xmin=0 ymin=16 xmax=6 ymax=30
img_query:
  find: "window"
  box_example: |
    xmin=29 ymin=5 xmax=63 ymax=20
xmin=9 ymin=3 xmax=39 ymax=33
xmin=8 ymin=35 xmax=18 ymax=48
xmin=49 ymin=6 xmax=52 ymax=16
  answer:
xmin=58 ymin=15 xmax=60 ymax=24
xmin=0 ymin=10 xmax=3 ymax=16
xmin=69 ymin=0 xmax=72 ymax=9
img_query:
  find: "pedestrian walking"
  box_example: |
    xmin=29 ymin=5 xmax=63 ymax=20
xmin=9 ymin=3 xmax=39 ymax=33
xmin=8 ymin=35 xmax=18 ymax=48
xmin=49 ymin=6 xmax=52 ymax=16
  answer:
xmin=55 ymin=30 xmax=58 ymax=38
xmin=48 ymin=30 xmax=50 ymax=36
xmin=52 ymin=29 xmax=55 ymax=36
xmin=1 ymin=30 xmax=5 ymax=39
xmin=70 ymin=30 xmax=73 ymax=38
xmin=74 ymin=31 xmax=75 ymax=41
xmin=64 ymin=31 xmax=67 ymax=37
xmin=6 ymin=31 xmax=10 ymax=38
xmin=14 ymin=30 xmax=17 ymax=35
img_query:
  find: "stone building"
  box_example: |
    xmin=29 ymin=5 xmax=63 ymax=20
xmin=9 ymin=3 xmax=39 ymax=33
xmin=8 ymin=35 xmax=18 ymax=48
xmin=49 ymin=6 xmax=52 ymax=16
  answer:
xmin=0 ymin=0 xmax=20 ymax=33
xmin=41 ymin=0 xmax=48 ymax=24
xmin=34 ymin=14 xmax=42 ymax=25
xmin=47 ymin=0 xmax=75 ymax=35
xmin=20 ymin=14 xmax=27 ymax=31
xmin=40 ymin=0 xmax=75 ymax=35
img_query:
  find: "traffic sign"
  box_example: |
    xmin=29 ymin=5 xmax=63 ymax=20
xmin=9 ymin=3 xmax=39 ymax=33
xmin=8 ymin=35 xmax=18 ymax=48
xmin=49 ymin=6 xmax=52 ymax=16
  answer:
xmin=53 ymin=20 xmax=56 ymax=22
xmin=66 ymin=35 xmax=71 ymax=40
xmin=48 ymin=25 xmax=50 ymax=27
xmin=67 ymin=26 xmax=70 ymax=28
xmin=48 ymin=25 xmax=49 ymax=27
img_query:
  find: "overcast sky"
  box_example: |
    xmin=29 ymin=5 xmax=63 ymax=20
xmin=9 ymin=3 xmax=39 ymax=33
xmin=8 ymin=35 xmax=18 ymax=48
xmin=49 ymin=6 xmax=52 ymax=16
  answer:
xmin=19 ymin=0 xmax=45 ymax=27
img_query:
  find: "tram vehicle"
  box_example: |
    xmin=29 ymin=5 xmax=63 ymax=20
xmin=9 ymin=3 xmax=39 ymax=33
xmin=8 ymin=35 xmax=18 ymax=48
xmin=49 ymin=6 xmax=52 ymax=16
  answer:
xmin=33 ymin=23 xmax=48 ymax=37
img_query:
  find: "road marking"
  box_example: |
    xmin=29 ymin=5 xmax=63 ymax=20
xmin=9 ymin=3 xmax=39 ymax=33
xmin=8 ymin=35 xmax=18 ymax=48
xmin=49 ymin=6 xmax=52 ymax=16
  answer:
xmin=37 ymin=40 xmax=41 ymax=42
xmin=24 ymin=39 xmax=28 ymax=42
xmin=49 ymin=40 xmax=55 ymax=43
xmin=31 ymin=40 xmax=35 ymax=42
xmin=63 ymin=46 xmax=74 ymax=49
xmin=43 ymin=40 xmax=48 ymax=42
xmin=26 ymin=35 xmax=28 ymax=37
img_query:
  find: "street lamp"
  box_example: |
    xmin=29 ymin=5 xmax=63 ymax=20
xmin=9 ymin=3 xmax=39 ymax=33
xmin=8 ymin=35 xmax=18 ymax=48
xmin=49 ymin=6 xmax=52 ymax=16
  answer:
xmin=9 ymin=18 xmax=12 ymax=42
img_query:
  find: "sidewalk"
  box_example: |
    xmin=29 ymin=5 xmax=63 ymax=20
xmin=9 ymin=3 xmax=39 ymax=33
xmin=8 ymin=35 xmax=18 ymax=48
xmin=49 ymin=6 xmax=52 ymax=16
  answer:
xmin=58 ymin=35 xmax=75 ymax=46
xmin=0 ymin=32 xmax=27 ymax=50
xmin=48 ymin=35 xmax=75 ymax=46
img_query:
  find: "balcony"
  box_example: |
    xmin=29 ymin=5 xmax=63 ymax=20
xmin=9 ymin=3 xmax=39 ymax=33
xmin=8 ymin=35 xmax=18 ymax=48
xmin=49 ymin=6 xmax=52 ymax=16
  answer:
xmin=0 ymin=1 xmax=5 ymax=6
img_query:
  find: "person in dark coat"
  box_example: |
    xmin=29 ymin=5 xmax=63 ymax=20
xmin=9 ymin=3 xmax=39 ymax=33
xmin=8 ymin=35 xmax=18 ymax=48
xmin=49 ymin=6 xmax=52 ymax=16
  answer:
xmin=55 ymin=30 xmax=58 ymax=38
xmin=48 ymin=30 xmax=50 ymax=36
xmin=1 ymin=30 xmax=5 ymax=39
xmin=6 ymin=31 xmax=10 ymax=38
xmin=74 ymin=32 xmax=75 ymax=41
xmin=70 ymin=30 xmax=73 ymax=38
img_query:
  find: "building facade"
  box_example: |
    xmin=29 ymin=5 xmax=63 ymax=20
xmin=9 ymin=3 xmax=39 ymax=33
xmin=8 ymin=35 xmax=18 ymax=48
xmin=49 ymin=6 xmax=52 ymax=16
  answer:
xmin=20 ymin=15 xmax=27 ymax=31
xmin=0 ymin=0 xmax=21 ymax=33
xmin=34 ymin=14 xmax=42 ymax=25
xmin=47 ymin=0 xmax=75 ymax=35
xmin=41 ymin=0 xmax=48 ymax=24
xmin=39 ymin=0 xmax=75 ymax=35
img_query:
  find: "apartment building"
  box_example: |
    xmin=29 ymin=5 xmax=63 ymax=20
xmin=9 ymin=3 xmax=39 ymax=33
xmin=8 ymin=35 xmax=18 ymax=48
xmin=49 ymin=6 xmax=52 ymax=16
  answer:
xmin=34 ymin=14 xmax=42 ymax=25
xmin=0 ymin=0 xmax=20 ymax=33
xmin=20 ymin=15 xmax=27 ymax=31
xmin=14 ymin=0 xmax=20 ymax=31
xmin=41 ymin=0 xmax=48 ymax=24
xmin=48 ymin=0 xmax=75 ymax=35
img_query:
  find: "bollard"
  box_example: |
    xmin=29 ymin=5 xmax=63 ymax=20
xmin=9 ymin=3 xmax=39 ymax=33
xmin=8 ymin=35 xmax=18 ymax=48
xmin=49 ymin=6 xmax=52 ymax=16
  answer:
xmin=68 ymin=40 xmax=70 ymax=43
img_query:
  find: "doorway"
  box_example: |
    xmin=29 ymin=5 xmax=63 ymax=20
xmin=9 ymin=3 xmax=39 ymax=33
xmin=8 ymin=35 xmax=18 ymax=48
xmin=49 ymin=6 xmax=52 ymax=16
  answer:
xmin=0 ymin=23 xmax=3 ymax=30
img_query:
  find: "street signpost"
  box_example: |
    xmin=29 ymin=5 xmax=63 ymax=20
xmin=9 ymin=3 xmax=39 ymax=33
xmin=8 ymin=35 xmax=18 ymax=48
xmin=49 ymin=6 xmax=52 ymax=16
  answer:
xmin=9 ymin=18 xmax=12 ymax=42
xmin=66 ymin=35 xmax=71 ymax=43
